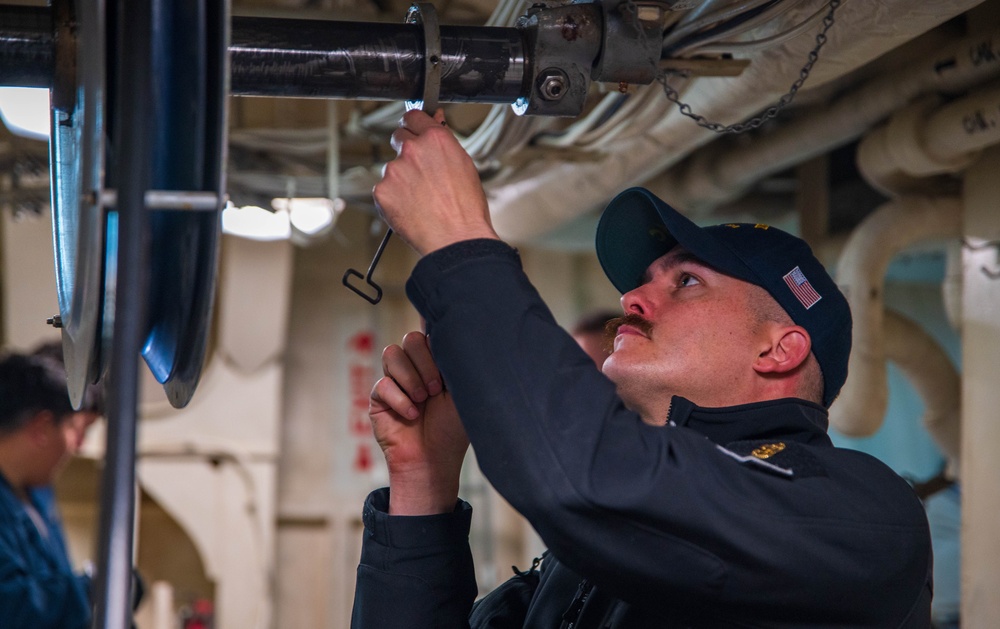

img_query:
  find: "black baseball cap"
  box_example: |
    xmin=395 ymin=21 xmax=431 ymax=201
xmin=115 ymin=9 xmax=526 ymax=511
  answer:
xmin=595 ymin=187 xmax=851 ymax=408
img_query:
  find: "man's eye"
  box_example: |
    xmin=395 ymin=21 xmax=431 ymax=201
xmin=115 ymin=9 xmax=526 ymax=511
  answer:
xmin=678 ymin=273 xmax=701 ymax=287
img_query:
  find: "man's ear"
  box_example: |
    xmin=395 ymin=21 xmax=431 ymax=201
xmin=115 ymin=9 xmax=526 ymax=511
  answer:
xmin=754 ymin=326 xmax=811 ymax=375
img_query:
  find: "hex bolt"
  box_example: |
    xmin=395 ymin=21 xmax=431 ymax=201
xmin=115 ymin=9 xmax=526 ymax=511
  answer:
xmin=47 ymin=314 xmax=63 ymax=328
xmin=537 ymin=68 xmax=569 ymax=101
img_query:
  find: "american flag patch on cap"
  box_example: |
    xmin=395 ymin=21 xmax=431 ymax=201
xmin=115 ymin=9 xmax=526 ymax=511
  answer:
xmin=783 ymin=266 xmax=822 ymax=309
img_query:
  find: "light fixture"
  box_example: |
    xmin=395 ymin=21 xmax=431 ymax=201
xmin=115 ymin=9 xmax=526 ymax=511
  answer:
xmin=271 ymin=196 xmax=345 ymax=245
xmin=0 ymin=87 xmax=51 ymax=141
xmin=220 ymin=202 xmax=291 ymax=242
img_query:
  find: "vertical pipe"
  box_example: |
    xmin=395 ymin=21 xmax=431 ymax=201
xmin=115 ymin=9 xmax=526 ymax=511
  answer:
xmin=91 ymin=0 xmax=152 ymax=627
xmin=151 ymin=582 xmax=175 ymax=629
xmin=830 ymin=196 xmax=962 ymax=437
xmin=960 ymin=145 xmax=1000 ymax=627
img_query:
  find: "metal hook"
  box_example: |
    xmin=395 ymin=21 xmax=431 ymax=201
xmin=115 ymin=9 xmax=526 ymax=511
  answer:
xmin=342 ymin=228 xmax=392 ymax=304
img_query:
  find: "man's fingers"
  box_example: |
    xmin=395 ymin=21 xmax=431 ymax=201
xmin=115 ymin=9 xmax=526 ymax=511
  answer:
xmin=391 ymin=111 xmax=449 ymax=153
xmin=390 ymin=127 xmax=417 ymax=154
xmin=382 ymin=343 xmax=429 ymax=403
xmin=399 ymin=108 xmax=436 ymax=131
xmin=401 ymin=331 xmax=443 ymax=397
xmin=370 ymin=376 xmax=420 ymax=420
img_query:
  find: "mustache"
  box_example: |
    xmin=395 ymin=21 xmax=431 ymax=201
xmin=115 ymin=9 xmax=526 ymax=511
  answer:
xmin=604 ymin=313 xmax=653 ymax=350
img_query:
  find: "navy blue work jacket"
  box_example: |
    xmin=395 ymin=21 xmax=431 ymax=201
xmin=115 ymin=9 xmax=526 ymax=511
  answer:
xmin=351 ymin=240 xmax=932 ymax=628
xmin=0 ymin=474 xmax=91 ymax=629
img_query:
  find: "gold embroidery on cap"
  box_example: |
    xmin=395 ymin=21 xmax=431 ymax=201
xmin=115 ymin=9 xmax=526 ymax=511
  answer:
xmin=751 ymin=442 xmax=786 ymax=459
xmin=754 ymin=223 xmax=770 ymax=230
xmin=724 ymin=223 xmax=740 ymax=229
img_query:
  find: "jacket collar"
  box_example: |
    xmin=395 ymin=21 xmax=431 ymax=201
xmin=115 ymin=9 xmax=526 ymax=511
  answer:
xmin=667 ymin=396 xmax=833 ymax=447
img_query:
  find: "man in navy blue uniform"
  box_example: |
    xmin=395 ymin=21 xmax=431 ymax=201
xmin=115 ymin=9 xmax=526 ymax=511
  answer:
xmin=351 ymin=110 xmax=932 ymax=628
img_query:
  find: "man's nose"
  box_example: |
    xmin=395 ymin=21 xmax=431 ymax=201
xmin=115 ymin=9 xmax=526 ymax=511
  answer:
xmin=621 ymin=285 xmax=651 ymax=316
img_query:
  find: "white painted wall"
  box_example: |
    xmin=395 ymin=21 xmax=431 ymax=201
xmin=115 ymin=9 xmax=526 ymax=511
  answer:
xmin=0 ymin=208 xmax=59 ymax=349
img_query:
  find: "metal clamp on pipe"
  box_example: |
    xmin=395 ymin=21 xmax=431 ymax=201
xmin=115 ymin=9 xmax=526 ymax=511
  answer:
xmin=405 ymin=3 xmax=441 ymax=113
xmin=592 ymin=0 xmax=664 ymax=85
xmin=514 ymin=1 xmax=603 ymax=117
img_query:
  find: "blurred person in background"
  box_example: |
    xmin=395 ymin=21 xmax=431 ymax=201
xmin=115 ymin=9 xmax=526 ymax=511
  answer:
xmin=571 ymin=309 xmax=619 ymax=368
xmin=0 ymin=342 xmax=102 ymax=629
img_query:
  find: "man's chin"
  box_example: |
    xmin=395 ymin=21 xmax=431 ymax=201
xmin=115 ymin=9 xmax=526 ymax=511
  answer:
xmin=600 ymin=355 xmax=628 ymax=387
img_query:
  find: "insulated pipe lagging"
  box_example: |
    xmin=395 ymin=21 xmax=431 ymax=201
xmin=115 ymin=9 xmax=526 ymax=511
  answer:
xmin=648 ymin=25 xmax=1000 ymax=214
xmin=859 ymin=81 xmax=1000 ymax=195
xmin=924 ymin=79 xmax=1000 ymax=164
xmin=883 ymin=310 xmax=961 ymax=476
xmin=831 ymin=196 xmax=962 ymax=437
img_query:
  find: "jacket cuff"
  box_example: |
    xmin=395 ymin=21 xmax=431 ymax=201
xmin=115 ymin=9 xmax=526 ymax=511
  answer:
xmin=406 ymin=240 xmax=520 ymax=316
xmin=417 ymin=239 xmax=519 ymax=273
xmin=361 ymin=488 xmax=473 ymax=549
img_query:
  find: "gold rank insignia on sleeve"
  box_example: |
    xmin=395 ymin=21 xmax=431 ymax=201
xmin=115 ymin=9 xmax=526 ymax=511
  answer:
xmin=751 ymin=442 xmax=786 ymax=460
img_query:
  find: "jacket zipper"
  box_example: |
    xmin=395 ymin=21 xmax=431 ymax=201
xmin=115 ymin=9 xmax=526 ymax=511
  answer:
xmin=560 ymin=579 xmax=594 ymax=629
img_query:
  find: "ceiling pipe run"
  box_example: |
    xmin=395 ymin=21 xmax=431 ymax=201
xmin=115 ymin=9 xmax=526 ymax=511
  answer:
xmin=837 ymin=67 xmax=1000 ymax=457
xmin=858 ymin=79 xmax=1000 ymax=195
xmin=652 ymin=25 xmax=1000 ymax=214
xmin=831 ymin=196 xmax=962 ymax=437
xmin=487 ymin=0 xmax=988 ymax=242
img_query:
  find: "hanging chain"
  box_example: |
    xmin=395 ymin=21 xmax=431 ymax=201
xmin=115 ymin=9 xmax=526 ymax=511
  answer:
xmin=658 ymin=0 xmax=842 ymax=134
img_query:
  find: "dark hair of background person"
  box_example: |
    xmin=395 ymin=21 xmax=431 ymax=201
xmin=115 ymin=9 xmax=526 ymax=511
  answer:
xmin=0 ymin=341 xmax=104 ymax=436
xmin=571 ymin=309 xmax=621 ymax=368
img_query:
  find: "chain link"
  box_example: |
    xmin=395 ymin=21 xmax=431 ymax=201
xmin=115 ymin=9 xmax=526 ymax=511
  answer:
xmin=658 ymin=0 xmax=841 ymax=134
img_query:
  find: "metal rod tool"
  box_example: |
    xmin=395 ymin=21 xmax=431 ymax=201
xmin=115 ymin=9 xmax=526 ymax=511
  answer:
xmin=343 ymin=3 xmax=441 ymax=304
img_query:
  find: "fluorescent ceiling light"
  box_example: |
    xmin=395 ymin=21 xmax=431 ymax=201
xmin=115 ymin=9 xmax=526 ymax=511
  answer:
xmin=272 ymin=197 xmax=345 ymax=241
xmin=221 ymin=203 xmax=291 ymax=241
xmin=0 ymin=87 xmax=50 ymax=141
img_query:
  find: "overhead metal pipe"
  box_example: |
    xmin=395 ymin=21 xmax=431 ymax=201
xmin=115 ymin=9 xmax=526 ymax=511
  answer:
xmin=0 ymin=5 xmax=528 ymax=105
xmin=0 ymin=4 xmax=53 ymax=88
xmin=230 ymin=17 xmax=527 ymax=103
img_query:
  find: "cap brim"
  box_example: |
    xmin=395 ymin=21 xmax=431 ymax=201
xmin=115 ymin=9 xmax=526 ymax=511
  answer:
xmin=596 ymin=187 xmax=756 ymax=293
